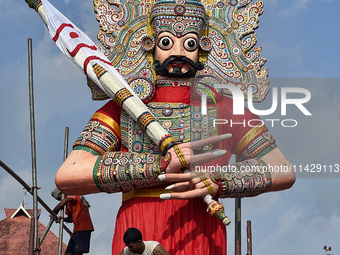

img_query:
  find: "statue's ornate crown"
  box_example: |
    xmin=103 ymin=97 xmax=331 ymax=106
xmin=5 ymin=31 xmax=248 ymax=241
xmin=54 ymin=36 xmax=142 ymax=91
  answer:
xmin=150 ymin=0 xmax=207 ymax=38
xmin=89 ymin=0 xmax=269 ymax=103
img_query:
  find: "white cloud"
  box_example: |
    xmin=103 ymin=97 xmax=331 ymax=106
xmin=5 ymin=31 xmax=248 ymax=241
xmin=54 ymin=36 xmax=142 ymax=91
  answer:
xmin=293 ymin=0 xmax=310 ymax=9
xmin=278 ymin=0 xmax=311 ymax=17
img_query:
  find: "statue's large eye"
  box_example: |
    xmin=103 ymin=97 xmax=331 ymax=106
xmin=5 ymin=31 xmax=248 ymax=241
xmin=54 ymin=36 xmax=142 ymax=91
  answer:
xmin=183 ymin=38 xmax=198 ymax=52
xmin=157 ymin=36 xmax=174 ymax=50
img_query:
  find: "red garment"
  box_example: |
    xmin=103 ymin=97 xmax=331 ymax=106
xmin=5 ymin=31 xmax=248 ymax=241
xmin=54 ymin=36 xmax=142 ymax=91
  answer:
xmin=114 ymin=196 xmax=226 ymax=255
xmin=66 ymin=196 xmax=94 ymax=233
xmin=153 ymin=86 xmax=191 ymax=103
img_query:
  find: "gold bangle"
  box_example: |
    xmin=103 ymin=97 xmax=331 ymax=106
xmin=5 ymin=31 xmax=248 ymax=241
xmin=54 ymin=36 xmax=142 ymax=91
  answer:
xmin=196 ymin=172 xmax=214 ymax=195
xmin=202 ymin=179 xmax=211 ymax=187
xmin=206 ymin=184 xmax=215 ymax=195
xmin=173 ymin=145 xmax=188 ymax=167
xmin=201 ymin=179 xmax=214 ymax=195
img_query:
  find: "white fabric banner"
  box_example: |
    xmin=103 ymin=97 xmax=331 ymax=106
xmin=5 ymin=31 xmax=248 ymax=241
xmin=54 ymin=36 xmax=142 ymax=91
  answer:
xmin=41 ymin=0 xmax=138 ymax=98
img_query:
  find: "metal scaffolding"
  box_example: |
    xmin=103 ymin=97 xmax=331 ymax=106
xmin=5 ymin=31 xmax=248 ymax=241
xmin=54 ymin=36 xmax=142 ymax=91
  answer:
xmin=0 ymin=38 xmax=72 ymax=254
xmin=28 ymin=38 xmax=40 ymax=255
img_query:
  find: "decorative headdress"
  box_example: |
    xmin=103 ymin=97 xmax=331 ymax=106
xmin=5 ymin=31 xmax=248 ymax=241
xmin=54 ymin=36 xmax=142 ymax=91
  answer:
xmin=90 ymin=0 xmax=269 ymax=103
xmin=150 ymin=0 xmax=207 ymax=38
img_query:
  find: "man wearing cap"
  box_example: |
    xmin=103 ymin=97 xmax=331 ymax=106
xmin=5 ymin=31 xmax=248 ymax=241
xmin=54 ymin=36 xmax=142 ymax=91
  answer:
xmin=52 ymin=188 xmax=94 ymax=255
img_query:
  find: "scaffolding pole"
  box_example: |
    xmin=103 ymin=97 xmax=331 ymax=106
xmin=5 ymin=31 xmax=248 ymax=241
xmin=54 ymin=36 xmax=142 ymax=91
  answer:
xmin=235 ymin=197 xmax=241 ymax=255
xmin=246 ymin=220 xmax=252 ymax=255
xmin=58 ymin=127 xmax=70 ymax=255
xmin=40 ymin=217 xmax=55 ymax=244
xmin=28 ymin=38 xmax=40 ymax=255
xmin=29 ymin=216 xmax=35 ymax=255
xmin=234 ymin=155 xmax=241 ymax=255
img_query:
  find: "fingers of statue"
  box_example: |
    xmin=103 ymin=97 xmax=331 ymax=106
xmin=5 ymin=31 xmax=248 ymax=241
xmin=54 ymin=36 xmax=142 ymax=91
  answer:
xmin=190 ymin=133 xmax=232 ymax=150
xmin=159 ymin=174 xmax=219 ymax=199
xmin=189 ymin=149 xmax=227 ymax=168
xmin=165 ymin=134 xmax=231 ymax=173
xmin=160 ymin=189 xmax=209 ymax=200
xmin=160 ymin=179 xmax=219 ymax=199
xmin=193 ymin=180 xmax=209 ymax=190
xmin=165 ymin=177 xmax=202 ymax=191
xmin=158 ymin=172 xmax=197 ymax=182
xmin=159 ymin=172 xmax=212 ymax=189
xmin=165 ymin=182 xmax=190 ymax=192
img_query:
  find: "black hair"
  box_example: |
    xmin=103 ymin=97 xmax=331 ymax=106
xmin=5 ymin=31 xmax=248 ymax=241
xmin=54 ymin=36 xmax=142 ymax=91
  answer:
xmin=123 ymin=228 xmax=143 ymax=244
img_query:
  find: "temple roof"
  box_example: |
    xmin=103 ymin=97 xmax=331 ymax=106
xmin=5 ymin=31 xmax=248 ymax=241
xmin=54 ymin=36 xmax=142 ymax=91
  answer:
xmin=0 ymin=204 xmax=66 ymax=255
xmin=4 ymin=204 xmax=40 ymax=219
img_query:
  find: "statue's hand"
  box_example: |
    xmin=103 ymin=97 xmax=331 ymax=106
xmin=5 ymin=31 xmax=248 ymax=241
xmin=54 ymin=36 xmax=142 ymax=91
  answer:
xmin=165 ymin=133 xmax=231 ymax=173
xmin=158 ymin=172 xmax=219 ymax=199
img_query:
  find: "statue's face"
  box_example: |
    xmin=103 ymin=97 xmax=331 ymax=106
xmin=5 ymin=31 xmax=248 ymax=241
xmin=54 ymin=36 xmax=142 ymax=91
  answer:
xmin=154 ymin=32 xmax=200 ymax=78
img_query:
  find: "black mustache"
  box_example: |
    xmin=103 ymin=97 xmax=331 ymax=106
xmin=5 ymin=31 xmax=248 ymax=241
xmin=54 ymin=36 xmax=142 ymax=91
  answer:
xmin=152 ymin=56 xmax=204 ymax=72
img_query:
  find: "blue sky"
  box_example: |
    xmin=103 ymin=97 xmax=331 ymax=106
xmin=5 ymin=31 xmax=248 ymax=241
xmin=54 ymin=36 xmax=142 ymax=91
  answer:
xmin=1 ymin=0 xmax=339 ymax=254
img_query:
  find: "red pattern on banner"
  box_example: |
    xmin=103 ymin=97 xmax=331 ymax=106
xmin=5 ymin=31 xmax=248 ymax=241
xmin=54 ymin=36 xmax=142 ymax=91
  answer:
xmin=52 ymin=23 xmax=73 ymax=42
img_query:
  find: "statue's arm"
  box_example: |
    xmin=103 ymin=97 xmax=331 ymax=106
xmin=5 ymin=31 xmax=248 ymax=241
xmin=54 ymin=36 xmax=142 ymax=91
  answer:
xmin=217 ymin=146 xmax=295 ymax=197
xmin=55 ymin=148 xmax=169 ymax=196
xmin=259 ymin=147 xmax=295 ymax=192
xmin=55 ymin=137 xmax=229 ymax=196
xmin=55 ymin=150 xmax=100 ymax=195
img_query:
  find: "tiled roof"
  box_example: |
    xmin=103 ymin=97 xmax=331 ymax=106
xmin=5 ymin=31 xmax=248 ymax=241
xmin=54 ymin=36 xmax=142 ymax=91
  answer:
xmin=0 ymin=206 xmax=67 ymax=255
xmin=5 ymin=205 xmax=41 ymax=219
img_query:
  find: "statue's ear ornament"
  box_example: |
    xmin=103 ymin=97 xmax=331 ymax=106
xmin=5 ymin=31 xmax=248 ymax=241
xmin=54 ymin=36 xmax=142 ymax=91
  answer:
xmin=199 ymin=36 xmax=212 ymax=51
xmin=141 ymin=35 xmax=155 ymax=51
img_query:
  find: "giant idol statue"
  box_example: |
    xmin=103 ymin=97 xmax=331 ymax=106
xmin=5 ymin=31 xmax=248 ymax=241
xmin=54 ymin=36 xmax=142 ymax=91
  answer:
xmin=25 ymin=0 xmax=295 ymax=254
